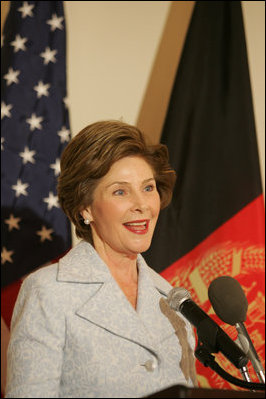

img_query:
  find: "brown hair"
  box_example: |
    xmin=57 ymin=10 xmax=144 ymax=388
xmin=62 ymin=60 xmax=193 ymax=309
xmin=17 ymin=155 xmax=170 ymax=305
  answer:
xmin=57 ymin=120 xmax=176 ymax=243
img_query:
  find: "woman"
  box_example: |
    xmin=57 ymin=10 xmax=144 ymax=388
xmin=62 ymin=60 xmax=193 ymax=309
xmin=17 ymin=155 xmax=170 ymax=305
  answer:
xmin=6 ymin=120 xmax=197 ymax=398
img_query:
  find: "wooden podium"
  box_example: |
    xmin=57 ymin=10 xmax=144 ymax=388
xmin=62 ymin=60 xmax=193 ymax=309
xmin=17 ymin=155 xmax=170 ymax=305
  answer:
xmin=145 ymin=384 xmax=265 ymax=398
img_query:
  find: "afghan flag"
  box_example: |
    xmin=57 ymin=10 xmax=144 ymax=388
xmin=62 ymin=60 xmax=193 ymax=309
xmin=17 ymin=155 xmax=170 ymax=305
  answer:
xmin=144 ymin=1 xmax=265 ymax=390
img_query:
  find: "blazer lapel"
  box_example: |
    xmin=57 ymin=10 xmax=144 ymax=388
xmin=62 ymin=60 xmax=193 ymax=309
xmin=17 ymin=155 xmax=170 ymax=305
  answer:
xmin=136 ymin=256 xmax=177 ymax=344
xmin=76 ymin=278 xmax=158 ymax=354
xmin=57 ymin=241 xmax=159 ymax=354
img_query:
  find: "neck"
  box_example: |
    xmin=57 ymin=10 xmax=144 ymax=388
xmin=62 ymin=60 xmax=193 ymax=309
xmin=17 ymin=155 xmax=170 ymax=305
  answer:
xmin=93 ymin=241 xmax=138 ymax=284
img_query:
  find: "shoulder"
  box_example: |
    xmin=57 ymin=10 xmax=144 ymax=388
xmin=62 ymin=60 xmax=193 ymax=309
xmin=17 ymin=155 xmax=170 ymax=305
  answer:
xmin=23 ymin=240 xmax=96 ymax=289
xmin=23 ymin=262 xmax=58 ymax=287
xmin=16 ymin=241 xmax=104 ymax=309
xmin=14 ymin=263 xmax=60 ymax=316
xmin=13 ymin=262 xmax=59 ymax=312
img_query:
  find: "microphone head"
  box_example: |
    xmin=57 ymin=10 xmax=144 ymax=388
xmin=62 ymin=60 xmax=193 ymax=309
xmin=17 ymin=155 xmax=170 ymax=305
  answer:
xmin=208 ymin=276 xmax=248 ymax=325
xmin=167 ymin=287 xmax=191 ymax=311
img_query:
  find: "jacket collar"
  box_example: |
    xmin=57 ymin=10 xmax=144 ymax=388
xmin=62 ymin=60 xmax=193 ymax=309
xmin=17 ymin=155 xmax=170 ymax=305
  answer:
xmin=57 ymin=240 xmax=110 ymax=283
xmin=57 ymin=241 xmax=174 ymax=353
xmin=57 ymin=240 xmax=171 ymax=296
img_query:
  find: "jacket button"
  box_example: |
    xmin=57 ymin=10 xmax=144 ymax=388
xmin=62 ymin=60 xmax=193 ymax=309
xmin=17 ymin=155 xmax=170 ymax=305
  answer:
xmin=143 ymin=359 xmax=157 ymax=372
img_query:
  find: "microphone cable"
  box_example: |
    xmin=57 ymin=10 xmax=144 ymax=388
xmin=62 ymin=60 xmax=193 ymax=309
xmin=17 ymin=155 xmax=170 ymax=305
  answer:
xmin=195 ymin=343 xmax=265 ymax=391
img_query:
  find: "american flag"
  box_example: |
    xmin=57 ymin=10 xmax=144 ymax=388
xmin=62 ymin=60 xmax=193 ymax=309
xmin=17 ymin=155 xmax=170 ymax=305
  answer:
xmin=1 ymin=1 xmax=72 ymax=288
xmin=1 ymin=1 xmax=72 ymax=394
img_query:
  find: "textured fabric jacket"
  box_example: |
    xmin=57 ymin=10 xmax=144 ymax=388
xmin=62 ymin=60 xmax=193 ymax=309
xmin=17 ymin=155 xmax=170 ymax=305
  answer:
xmin=6 ymin=241 xmax=196 ymax=398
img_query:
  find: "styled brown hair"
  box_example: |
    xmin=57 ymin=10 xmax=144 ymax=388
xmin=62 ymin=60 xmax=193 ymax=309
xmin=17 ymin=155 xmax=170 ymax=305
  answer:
xmin=57 ymin=120 xmax=176 ymax=243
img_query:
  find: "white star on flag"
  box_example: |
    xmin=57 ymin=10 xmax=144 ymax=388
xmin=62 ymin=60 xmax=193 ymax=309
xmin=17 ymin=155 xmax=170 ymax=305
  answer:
xmin=19 ymin=146 xmax=36 ymax=164
xmin=11 ymin=179 xmax=29 ymax=197
xmin=50 ymin=159 xmax=61 ymax=176
xmin=33 ymin=80 xmax=51 ymax=98
xmin=58 ymin=126 xmax=70 ymax=143
xmin=3 ymin=67 xmax=20 ymax=86
xmin=36 ymin=226 xmax=54 ymax=242
xmin=18 ymin=1 xmax=35 ymax=18
xmin=47 ymin=13 xmax=64 ymax=31
xmin=43 ymin=192 xmax=60 ymax=210
xmin=1 ymin=102 xmax=13 ymax=119
xmin=4 ymin=214 xmax=21 ymax=232
xmin=2 ymin=1 xmax=72 ymax=288
xmin=10 ymin=34 xmax=27 ymax=52
xmin=1 ymin=247 xmax=14 ymax=264
xmin=26 ymin=113 xmax=44 ymax=131
xmin=40 ymin=47 xmax=57 ymax=65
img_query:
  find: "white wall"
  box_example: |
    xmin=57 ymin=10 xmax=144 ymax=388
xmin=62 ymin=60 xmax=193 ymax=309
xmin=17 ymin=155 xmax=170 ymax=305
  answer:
xmin=64 ymin=1 xmax=171 ymax=132
xmin=242 ymin=1 xmax=265 ymax=194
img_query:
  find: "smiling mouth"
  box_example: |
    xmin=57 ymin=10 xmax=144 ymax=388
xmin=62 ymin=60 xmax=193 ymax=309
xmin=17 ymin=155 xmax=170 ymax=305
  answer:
xmin=123 ymin=220 xmax=150 ymax=235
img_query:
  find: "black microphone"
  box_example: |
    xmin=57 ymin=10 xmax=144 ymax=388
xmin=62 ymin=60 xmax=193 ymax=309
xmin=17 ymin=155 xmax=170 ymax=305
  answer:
xmin=167 ymin=287 xmax=248 ymax=369
xmin=208 ymin=276 xmax=265 ymax=383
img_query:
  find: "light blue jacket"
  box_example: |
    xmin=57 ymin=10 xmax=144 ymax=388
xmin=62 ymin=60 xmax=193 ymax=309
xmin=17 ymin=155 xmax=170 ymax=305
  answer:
xmin=6 ymin=241 xmax=196 ymax=398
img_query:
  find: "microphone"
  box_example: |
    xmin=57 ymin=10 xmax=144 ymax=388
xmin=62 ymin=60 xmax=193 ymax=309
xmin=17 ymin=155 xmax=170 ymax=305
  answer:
xmin=167 ymin=287 xmax=248 ymax=369
xmin=208 ymin=276 xmax=265 ymax=383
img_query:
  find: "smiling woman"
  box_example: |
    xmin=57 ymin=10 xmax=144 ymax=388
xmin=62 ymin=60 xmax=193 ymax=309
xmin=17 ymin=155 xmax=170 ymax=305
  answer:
xmin=57 ymin=120 xmax=176 ymax=246
xmin=80 ymin=156 xmax=161 ymax=269
xmin=5 ymin=120 xmax=198 ymax=398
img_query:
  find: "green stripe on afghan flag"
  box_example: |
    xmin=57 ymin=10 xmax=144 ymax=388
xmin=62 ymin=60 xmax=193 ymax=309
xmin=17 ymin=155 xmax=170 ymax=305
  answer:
xmin=144 ymin=1 xmax=265 ymax=390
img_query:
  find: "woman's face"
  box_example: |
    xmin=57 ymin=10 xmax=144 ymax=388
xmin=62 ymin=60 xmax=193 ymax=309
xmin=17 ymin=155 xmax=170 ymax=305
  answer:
xmin=82 ymin=156 xmax=161 ymax=259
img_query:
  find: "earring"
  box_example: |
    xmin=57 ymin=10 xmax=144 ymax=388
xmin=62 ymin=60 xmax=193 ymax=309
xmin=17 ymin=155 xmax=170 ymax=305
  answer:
xmin=84 ymin=219 xmax=90 ymax=225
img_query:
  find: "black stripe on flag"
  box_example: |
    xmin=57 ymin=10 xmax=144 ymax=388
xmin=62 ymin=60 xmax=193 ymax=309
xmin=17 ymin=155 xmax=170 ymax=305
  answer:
xmin=144 ymin=1 xmax=263 ymax=273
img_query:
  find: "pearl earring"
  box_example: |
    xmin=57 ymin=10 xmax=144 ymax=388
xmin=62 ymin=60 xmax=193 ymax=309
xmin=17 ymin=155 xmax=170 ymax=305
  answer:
xmin=84 ymin=219 xmax=90 ymax=225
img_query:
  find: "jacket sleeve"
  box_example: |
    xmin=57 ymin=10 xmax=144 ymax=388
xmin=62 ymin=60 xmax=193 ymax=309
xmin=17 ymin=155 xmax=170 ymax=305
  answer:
xmin=5 ymin=271 xmax=65 ymax=398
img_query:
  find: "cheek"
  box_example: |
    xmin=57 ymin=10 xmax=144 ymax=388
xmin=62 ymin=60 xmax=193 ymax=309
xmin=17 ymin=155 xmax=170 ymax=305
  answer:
xmin=152 ymin=193 xmax=161 ymax=216
xmin=92 ymin=200 xmax=126 ymax=223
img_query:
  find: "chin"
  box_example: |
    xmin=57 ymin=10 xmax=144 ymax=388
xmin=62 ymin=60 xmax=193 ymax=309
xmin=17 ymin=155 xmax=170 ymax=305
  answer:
xmin=128 ymin=238 xmax=153 ymax=254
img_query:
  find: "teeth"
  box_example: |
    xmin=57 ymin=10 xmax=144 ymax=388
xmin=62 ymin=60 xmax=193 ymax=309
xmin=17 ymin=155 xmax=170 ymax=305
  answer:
xmin=125 ymin=221 xmax=146 ymax=226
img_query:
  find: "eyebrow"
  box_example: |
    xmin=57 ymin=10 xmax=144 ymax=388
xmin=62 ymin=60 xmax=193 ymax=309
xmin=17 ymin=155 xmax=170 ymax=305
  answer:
xmin=106 ymin=178 xmax=155 ymax=189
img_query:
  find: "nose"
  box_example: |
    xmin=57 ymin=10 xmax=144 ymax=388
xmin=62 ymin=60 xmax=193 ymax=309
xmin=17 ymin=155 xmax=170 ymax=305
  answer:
xmin=130 ymin=192 xmax=148 ymax=213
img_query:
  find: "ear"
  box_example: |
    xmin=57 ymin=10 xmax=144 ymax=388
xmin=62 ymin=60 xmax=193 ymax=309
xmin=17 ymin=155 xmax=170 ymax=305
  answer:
xmin=80 ymin=206 xmax=93 ymax=223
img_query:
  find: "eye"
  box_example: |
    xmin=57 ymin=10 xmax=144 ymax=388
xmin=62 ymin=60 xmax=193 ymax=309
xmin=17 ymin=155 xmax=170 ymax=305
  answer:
xmin=113 ymin=189 xmax=125 ymax=196
xmin=144 ymin=184 xmax=155 ymax=192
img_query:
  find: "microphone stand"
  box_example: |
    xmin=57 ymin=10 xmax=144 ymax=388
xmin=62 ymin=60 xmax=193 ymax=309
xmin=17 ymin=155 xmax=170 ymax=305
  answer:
xmin=235 ymin=330 xmax=253 ymax=384
xmin=240 ymin=365 xmax=252 ymax=383
xmin=195 ymin=320 xmax=265 ymax=391
xmin=236 ymin=322 xmax=265 ymax=383
xmin=195 ymin=343 xmax=265 ymax=391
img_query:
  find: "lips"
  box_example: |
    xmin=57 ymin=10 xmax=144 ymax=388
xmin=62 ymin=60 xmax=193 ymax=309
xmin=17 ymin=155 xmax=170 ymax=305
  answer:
xmin=123 ymin=220 xmax=150 ymax=235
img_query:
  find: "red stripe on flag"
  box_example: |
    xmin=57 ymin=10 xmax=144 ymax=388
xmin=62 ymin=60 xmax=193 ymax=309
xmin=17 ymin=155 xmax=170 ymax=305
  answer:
xmin=161 ymin=195 xmax=265 ymax=285
xmin=1 ymin=279 xmax=23 ymax=329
